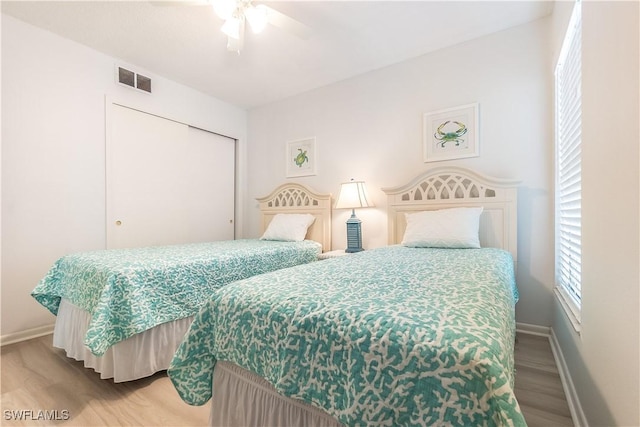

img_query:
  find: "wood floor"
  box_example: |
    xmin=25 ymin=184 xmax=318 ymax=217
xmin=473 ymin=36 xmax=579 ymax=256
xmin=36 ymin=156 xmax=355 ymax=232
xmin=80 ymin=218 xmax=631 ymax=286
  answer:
xmin=1 ymin=333 xmax=573 ymax=426
xmin=514 ymin=333 xmax=574 ymax=426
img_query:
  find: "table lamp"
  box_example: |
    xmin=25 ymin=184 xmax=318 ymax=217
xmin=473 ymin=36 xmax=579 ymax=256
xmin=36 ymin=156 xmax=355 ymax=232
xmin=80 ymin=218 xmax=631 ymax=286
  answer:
xmin=335 ymin=179 xmax=373 ymax=253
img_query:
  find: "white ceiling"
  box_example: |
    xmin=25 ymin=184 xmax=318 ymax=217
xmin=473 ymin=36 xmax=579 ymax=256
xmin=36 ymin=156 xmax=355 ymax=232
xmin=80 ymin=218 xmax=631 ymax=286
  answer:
xmin=1 ymin=1 xmax=554 ymax=109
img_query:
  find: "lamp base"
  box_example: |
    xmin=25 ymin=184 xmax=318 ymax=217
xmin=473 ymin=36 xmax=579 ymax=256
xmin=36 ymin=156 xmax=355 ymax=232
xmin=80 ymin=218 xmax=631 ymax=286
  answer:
xmin=345 ymin=210 xmax=364 ymax=253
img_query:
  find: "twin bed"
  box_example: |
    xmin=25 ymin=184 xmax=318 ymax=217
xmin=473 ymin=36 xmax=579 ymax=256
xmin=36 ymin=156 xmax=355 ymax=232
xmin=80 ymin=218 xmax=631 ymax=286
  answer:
xmin=167 ymin=166 xmax=526 ymax=426
xmin=31 ymin=183 xmax=332 ymax=382
xmin=32 ymin=166 xmax=525 ymax=425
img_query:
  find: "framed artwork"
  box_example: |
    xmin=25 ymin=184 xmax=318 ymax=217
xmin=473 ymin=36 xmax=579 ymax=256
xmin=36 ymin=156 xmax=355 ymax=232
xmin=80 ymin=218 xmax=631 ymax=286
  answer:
xmin=423 ymin=103 xmax=479 ymax=162
xmin=286 ymin=137 xmax=317 ymax=177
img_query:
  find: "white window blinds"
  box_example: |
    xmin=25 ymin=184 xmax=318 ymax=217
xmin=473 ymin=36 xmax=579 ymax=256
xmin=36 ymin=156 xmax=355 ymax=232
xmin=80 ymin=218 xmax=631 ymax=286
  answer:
xmin=555 ymin=1 xmax=582 ymax=321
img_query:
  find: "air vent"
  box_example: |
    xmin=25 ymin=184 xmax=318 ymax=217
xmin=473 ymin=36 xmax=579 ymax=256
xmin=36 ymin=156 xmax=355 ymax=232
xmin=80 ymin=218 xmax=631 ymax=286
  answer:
xmin=136 ymin=74 xmax=151 ymax=93
xmin=118 ymin=67 xmax=135 ymax=88
xmin=117 ymin=66 xmax=152 ymax=93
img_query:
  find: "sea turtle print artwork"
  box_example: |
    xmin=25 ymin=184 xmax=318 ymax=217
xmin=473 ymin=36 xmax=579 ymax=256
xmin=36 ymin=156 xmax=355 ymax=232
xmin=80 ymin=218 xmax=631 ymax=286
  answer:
xmin=294 ymin=148 xmax=309 ymax=167
xmin=286 ymin=138 xmax=316 ymax=177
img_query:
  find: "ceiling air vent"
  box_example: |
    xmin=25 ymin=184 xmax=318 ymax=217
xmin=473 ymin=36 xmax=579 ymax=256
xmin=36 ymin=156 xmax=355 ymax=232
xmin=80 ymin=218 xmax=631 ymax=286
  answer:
xmin=117 ymin=66 xmax=152 ymax=93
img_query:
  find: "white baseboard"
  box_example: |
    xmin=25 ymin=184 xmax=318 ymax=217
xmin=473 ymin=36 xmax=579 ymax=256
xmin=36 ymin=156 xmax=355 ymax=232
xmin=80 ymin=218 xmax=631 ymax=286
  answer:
xmin=516 ymin=322 xmax=551 ymax=337
xmin=516 ymin=322 xmax=585 ymax=426
xmin=1 ymin=324 xmax=54 ymax=346
xmin=549 ymin=329 xmax=587 ymax=427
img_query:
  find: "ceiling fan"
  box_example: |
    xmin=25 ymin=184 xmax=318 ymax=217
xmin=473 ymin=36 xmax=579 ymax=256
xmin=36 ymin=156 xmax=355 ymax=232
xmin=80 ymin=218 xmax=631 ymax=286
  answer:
xmin=153 ymin=0 xmax=312 ymax=53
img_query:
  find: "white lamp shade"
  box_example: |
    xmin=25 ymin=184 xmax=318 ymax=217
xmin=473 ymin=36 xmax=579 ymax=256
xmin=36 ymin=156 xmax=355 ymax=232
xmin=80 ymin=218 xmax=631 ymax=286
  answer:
xmin=335 ymin=181 xmax=373 ymax=210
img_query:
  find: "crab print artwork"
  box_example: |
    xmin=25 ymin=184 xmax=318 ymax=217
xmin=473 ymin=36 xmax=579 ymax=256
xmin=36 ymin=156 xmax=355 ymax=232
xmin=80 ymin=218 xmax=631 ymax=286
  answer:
xmin=294 ymin=148 xmax=309 ymax=167
xmin=434 ymin=120 xmax=468 ymax=148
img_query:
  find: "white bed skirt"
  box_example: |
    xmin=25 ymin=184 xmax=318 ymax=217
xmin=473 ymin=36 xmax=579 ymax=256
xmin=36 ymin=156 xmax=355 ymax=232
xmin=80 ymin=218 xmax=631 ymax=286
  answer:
xmin=53 ymin=298 xmax=193 ymax=382
xmin=210 ymin=361 xmax=344 ymax=427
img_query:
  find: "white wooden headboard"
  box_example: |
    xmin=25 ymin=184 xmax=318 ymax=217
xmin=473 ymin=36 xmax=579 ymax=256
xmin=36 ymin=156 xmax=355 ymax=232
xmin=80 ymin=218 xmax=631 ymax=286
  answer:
xmin=382 ymin=166 xmax=519 ymax=263
xmin=256 ymin=183 xmax=332 ymax=252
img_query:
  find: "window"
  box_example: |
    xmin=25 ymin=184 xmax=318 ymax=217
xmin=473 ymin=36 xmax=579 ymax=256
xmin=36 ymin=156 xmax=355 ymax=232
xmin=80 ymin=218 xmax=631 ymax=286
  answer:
xmin=555 ymin=1 xmax=582 ymax=328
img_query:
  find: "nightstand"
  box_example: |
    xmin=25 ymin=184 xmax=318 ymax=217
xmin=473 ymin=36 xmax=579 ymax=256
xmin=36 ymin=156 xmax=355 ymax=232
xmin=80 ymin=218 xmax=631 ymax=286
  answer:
xmin=318 ymin=250 xmax=351 ymax=260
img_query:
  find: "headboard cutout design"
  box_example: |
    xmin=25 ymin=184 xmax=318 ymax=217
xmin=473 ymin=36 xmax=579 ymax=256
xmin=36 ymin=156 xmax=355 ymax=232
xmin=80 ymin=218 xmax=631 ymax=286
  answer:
xmin=256 ymin=183 xmax=332 ymax=251
xmin=398 ymin=173 xmax=497 ymax=201
xmin=263 ymin=187 xmax=321 ymax=208
xmin=382 ymin=166 xmax=520 ymax=263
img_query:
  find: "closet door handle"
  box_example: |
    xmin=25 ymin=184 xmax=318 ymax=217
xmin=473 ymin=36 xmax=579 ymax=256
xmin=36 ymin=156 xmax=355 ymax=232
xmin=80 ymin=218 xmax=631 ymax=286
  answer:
xmin=115 ymin=220 xmax=122 ymax=226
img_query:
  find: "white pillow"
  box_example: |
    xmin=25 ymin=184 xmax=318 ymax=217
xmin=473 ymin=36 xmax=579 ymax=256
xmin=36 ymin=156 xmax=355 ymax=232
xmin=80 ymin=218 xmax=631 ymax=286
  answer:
xmin=401 ymin=207 xmax=483 ymax=249
xmin=260 ymin=213 xmax=316 ymax=242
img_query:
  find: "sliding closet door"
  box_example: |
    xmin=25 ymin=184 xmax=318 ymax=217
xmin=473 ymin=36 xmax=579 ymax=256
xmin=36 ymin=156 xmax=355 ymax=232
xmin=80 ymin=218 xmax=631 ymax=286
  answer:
xmin=183 ymin=126 xmax=235 ymax=242
xmin=107 ymin=104 xmax=235 ymax=249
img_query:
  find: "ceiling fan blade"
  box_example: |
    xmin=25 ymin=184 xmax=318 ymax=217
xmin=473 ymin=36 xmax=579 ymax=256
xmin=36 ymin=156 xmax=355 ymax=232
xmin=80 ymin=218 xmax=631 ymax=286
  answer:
xmin=265 ymin=5 xmax=313 ymax=39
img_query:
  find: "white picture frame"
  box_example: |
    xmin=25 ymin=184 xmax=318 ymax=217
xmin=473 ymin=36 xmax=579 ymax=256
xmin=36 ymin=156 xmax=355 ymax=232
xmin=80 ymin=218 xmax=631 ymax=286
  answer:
xmin=423 ymin=103 xmax=479 ymax=162
xmin=286 ymin=137 xmax=317 ymax=177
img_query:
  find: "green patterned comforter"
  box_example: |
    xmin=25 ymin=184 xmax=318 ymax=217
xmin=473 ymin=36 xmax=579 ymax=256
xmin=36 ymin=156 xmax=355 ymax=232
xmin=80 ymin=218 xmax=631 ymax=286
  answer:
xmin=31 ymin=239 xmax=321 ymax=356
xmin=168 ymin=246 xmax=525 ymax=426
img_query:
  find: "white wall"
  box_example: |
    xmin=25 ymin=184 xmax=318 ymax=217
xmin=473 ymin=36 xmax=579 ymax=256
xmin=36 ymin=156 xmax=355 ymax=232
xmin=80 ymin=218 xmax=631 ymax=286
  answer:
xmin=1 ymin=15 xmax=247 ymax=338
xmin=246 ymin=18 xmax=554 ymax=327
xmin=551 ymin=1 xmax=640 ymax=426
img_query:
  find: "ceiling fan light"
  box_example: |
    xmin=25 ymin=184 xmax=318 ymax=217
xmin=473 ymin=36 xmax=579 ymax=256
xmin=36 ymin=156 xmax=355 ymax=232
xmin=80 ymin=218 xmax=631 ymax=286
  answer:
xmin=212 ymin=0 xmax=236 ymax=21
xmin=245 ymin=4 xmax=268 ymax=34
xmin=221 ymin=16 xmax=241 ymax=39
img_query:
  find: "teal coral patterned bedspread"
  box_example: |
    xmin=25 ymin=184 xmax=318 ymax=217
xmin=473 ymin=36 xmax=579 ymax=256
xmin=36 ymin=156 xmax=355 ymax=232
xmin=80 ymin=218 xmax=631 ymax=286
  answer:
xmin=31 ymin=239 xmax=321 ymax=356
xmin=168 ymin=246 xmax=525 ymax=426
